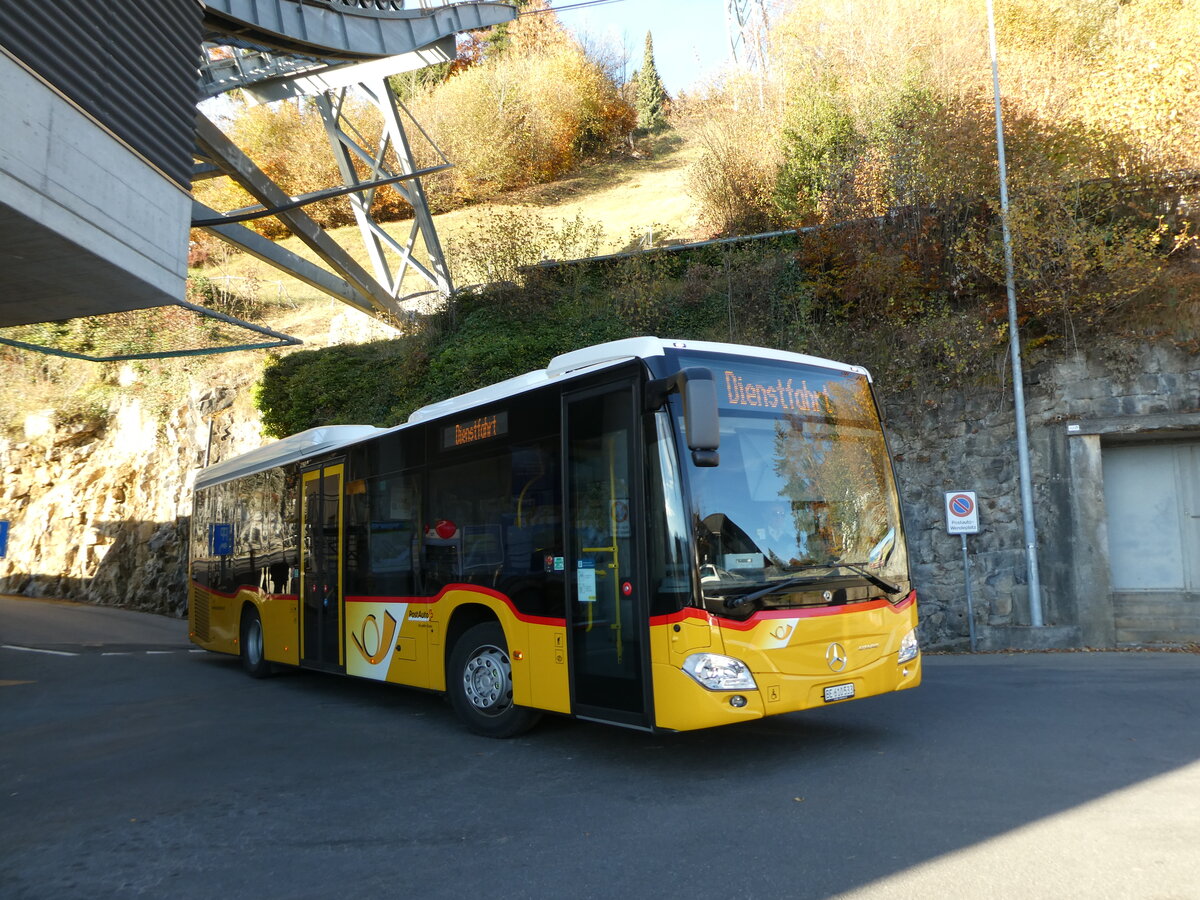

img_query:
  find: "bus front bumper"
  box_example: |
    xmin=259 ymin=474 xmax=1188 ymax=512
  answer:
xmin=651 ymin=651 xmax=921 ymax=732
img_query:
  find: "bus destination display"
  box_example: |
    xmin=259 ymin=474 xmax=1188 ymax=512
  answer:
xmin=722 ymin=370 xmax=831 ymax=413
xmin=442 ymin=411 xmax=509 ymax=449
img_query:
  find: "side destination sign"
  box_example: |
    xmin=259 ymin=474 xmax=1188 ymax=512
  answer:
xmin=443 ymin=411 xmax=508 ymax=449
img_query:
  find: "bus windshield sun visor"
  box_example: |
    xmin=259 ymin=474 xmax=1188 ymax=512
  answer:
xmin=645 ymin=367 xmax=720 ymax=467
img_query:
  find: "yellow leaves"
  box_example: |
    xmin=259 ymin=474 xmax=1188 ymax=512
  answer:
xmin=767 ymin=0 xmax=1200 ymax=185
xmin=445 ymin=209 xmax=604 ymax=286
xmin=199 ymin=14 xmax=633 ymax=227
xmin=404 ymin=39 xmax=632 ymax=205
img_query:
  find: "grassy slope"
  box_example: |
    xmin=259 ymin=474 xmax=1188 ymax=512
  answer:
xmin=198 ymin=131 xmax=702 ymax=345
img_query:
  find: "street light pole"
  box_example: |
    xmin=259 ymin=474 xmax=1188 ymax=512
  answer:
xmin=986 ymin=0 xmax=1044 ymax=627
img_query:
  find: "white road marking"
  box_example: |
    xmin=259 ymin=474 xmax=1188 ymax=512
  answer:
xmin=2 ymin=644 xmax=79 ymax=657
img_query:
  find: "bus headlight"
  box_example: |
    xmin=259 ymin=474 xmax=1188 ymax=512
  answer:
xmin=683 ymin=653 xmax=757 ymax=691
xmin=898 ymin=628 xmax=919 ymax=664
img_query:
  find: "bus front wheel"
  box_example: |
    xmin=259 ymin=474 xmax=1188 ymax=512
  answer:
xmin=239 ymin=606 xmax=272 ymax=678
xmin=449 ymin=622 xmax=540 ymax=738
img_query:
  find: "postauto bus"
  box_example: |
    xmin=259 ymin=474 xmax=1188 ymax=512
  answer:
xmin=189 ymin=338 xmax=919 ymax=736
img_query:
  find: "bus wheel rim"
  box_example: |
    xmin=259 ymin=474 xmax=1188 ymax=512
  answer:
xmin=463 ymin=646 xmax=511 ymax=714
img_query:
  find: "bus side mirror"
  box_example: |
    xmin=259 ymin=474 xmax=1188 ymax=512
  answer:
xmin=646 ymin=368 xmax=720 ymax=467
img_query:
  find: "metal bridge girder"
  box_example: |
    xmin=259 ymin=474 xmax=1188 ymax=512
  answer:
xmin=195 ymin=111 xmax=405 ymax=321
xmin=203 ymin=0 xmax=518 ymax=62
xmin=195 ymin=2 xmax=519 ymax=322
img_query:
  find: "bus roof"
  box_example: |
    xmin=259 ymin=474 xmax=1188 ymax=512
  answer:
xmin=192 ymin=338 xmax=871 ymax=489
xmin=193 ymin=424 xmax=385 ymax=491
xmin=406 ymin=337 xmax=870 ymax=425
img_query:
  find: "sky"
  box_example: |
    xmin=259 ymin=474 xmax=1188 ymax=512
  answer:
xmin=551 ymin=0 xmax=731 ymax=95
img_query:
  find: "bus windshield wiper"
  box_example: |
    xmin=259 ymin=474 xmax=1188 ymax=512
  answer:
xmin=723 ymin=562 xmax=902 ymax=610
xmin=723 ymin=565 xmax=845 ymax=609
xmin=837 ymin=561 xmax=903 ymax=596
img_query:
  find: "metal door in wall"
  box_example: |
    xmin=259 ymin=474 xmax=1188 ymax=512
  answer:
xmin=1102 ymin=441 xmax=1200 ymax=642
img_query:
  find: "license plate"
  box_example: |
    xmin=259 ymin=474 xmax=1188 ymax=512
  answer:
xmin=823 ymin=682 xmax=855 ymax=702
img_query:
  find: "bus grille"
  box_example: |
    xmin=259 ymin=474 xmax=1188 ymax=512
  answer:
xmin=192 ymin=591 xmax=210 ymax=642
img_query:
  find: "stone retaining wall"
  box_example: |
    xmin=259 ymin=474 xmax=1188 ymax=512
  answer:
xmin=886 ymin=341 xmax=1200 ymax=649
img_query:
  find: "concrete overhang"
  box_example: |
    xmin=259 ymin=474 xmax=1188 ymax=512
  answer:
xmin=2 ymin=1 xmax=518 ymax=332
xmin=0 ymin=208 xmax=185 ymax=327
xmin=0 ymin=50 xmax=189 ymax=328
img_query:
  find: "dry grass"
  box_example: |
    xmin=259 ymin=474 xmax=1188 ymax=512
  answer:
xmin=195 ymin=129 xmax=702 ymax=339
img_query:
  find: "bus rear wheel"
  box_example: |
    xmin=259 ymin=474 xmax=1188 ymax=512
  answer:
xmin=449 ymin=622 xmax=540 ymax=738
xmin=239 ymin=606 xmax=272 ymax=679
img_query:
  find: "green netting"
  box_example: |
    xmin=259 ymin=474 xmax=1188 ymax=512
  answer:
xmin=0 ymin=300 xmax=301 ymax=362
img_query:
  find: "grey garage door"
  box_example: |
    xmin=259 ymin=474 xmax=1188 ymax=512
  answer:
xmin=1102 ymin=441 xmax=1200 ymax=643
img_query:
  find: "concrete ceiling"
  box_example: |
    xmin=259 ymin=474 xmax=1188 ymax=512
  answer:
xmin=0 ymin=200 xmax=180 ymax=329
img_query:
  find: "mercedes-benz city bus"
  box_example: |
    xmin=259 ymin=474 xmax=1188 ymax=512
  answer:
xmin=189 ymin=338 xmax=920 ymax=736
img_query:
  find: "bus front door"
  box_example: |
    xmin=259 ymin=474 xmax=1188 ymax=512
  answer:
xmin=565 ymin=382 xmax=650 ymax=728
xmin=300 ymin=463 xmax=344 ymax=671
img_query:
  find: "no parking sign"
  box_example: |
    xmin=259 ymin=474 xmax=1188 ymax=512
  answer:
xmin=945 ymin=491 xmax=980 ymax=535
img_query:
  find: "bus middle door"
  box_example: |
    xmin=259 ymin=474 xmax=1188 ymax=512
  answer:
xmin=300 ymin=462 xmax=345 ymax=672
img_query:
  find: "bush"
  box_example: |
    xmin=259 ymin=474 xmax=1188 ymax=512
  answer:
xmin=257 ymin=339 xmax=423 ymax=437
xmin=678 ymin=77 xmax=782 ymax=235
xmin=401 ymin=17 xmax=634 ymax=207
xmin=446 ymin=209 xmax=604 ymax=286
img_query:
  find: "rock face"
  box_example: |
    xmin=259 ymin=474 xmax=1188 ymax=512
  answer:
xmin=0 ymin=376 xmax=263 ymax=616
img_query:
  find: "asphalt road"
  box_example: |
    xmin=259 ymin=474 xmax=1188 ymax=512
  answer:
xmin=2 ymin=595 xmax=1198 ymax=900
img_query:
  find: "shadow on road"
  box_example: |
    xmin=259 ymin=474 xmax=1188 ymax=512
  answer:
xmin=3 ymin=597 xmax=1198 ymax=898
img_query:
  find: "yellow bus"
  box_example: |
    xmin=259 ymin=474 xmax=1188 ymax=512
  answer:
xmin=189 ymin=337 xmax=919 ymax=736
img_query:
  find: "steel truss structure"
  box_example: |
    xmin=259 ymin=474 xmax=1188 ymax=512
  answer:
xmin=194 ymin=1 xmax=517 ymax=325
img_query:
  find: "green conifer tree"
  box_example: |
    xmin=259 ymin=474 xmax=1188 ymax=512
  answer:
xmin=636 ymin=31 xmax=667 ymax=130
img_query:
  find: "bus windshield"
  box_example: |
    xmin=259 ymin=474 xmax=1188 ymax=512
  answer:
xmin=671 ymin=355 xmax=907 ymax=612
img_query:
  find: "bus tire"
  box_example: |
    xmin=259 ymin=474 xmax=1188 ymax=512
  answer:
xmin=239 ymin=606 xmax=272 ymax=679
xmin=448 ymin=622 xmax=541 ymax=738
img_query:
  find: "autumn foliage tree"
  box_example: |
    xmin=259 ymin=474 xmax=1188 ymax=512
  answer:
xmin=193 ymin=1 xmax=634 ymax=236
xmin=680 ymin=0 xmax=1198 ymax=359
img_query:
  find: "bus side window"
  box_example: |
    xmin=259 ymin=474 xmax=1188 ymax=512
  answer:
xmin=502 ymin=441 xmax=564 ymax=619
xmin=421 ymin=441 xmax=564 ymax=617
xmin=357 ymin=474 xmax=420 ymax=597
xmin=646 ymin=411 xmax=692 ymax=615
xmin=423 ymin=457 xmax=504 ymax=592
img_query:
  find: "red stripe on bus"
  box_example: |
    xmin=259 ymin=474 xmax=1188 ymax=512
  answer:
xmin=649 ymin=590 xmax=916 ymax=630
xmin=720 ymin=591 xmax=917 ymax=631
xmin=648 ymin=607 xmax=713 ymax=627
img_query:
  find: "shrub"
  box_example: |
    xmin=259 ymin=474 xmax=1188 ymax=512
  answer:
xmin=678 ymin=77 xmax=782 ymax=235
xmin=445 ymin=209 xmax=605 ymax=286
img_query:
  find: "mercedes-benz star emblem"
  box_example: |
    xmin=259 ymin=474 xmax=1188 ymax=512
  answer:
xmin=826 ymin=642 xmax=848 ymax=672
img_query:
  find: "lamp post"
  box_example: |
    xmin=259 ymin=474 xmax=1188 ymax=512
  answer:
xmin=986 ymin=0 xmax=1044 ymax=627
